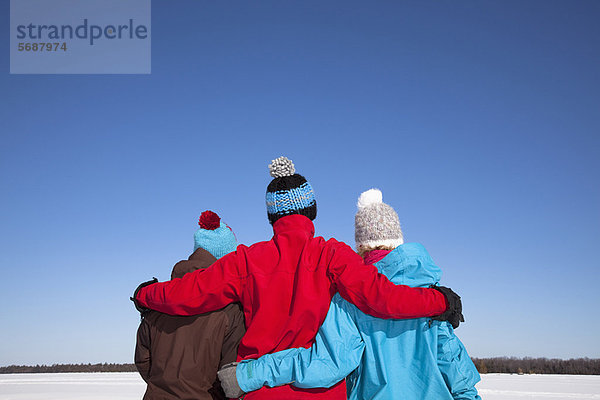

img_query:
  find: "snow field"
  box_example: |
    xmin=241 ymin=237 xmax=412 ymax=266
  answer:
xmin=477 ymin=373 xmax=600 ymax=399
xmin=0 ymin=373 xmax=145 ymax=400
xmin=0 ymin=372 xmax=599 ymax=399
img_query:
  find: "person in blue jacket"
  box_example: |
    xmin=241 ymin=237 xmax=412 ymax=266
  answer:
xmin=218 ymin=189 xmax=481 ymax=400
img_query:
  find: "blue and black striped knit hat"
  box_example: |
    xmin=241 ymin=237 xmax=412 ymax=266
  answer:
xmin=266 ymin=156 xmax=317 ymax=225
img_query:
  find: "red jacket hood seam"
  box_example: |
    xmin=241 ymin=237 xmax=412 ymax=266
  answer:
xmin=272 ymin=214 xmax=315 ymax=237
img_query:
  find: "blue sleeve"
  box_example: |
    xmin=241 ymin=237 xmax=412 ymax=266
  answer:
xmin=436 ymin=322 xmax=482 ymax=400
xmin=237 ymin=296 xmax=365 ymax=392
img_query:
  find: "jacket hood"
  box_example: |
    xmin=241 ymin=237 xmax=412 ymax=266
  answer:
xmin=374 ymin=243 xmax=441 ymax=288
xmin=272 ymin=214 xmax=315 ymax=237
xmin=171 ymin=247 xmax=217 ymax=280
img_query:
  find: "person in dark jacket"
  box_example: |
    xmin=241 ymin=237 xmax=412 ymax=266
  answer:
xmin=135 ymin=210 xmax=245 ymax=400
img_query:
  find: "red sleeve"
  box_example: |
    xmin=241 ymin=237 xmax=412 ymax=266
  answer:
xmin=326 ymin=241 xmax=448 ymax=319
xmin=135 ymin=247 xmax=247 ymax=316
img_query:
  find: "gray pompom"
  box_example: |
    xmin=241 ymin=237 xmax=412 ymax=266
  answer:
xmin=269 ymin=156 xmax=296 ymax=178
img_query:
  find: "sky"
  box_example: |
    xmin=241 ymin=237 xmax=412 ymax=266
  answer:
xmin=1 ymin=1 xmax=599 ymax=366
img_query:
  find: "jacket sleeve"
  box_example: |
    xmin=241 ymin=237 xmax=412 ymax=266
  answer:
xmin=236 ymin=296 xmax=364 ymax=392
xmin=134 ymin=318 xmax=151 ymax=382
xmin=135 ymin=247 xmax=247 ymax=316
xmin=220 ymin=303 xmax=246 ymax=367
xmin=327 ymin=241 xmax=447 ymax=319
xmin=436 ymin=322 xmax=482 ymax=400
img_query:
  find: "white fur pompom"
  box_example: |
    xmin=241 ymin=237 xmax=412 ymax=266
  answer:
xmin=269 ymin=156 xmax=296 ymax=178
xmin=357 ymin=188 xmax=383 ymax=209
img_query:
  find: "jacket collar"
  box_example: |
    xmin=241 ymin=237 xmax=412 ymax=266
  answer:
xmin=375 ymin=243 xmax=441 ymax=286
xmin=171 ymin=247 xmax=217 ymax=280
xmin=363 ymin=249 xmax=392 ymax=265
xmin=272 ymin=214 xmax=315 ymax=237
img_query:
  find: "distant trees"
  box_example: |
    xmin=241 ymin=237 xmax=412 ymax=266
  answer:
xmin=1 ymin=358 xmax=599 ymax=375
xmin=471 ymin=357 xmax=600 ymax=375
xmin=0 ymin=363 xmax=137 ymax=374
xmin=474 ymin=359 xmax=488 ymax=374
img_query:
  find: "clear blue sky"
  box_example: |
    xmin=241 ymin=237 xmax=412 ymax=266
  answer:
xmin=1 ymin=1 xmax=599 ymax=365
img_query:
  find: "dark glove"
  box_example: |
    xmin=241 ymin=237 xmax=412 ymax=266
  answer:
xmin=131 ymin=277 xmax=158 ymax=317
xmin=217 ymin=362 xmax=245 ymax=398
xmin=430 ymin=285 xmax=464 ymax=329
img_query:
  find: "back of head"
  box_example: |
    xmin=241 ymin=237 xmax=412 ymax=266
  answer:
xmin=193 ymin=210 xmax=238 ymax=258
xmin=266 ymin=156 xmax=317 ymax=225
xmin=354 ymin=188 xmax=404 ymax=257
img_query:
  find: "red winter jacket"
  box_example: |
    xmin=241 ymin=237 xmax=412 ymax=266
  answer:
xmin=136 ymin=215 xmax=447 ymax=400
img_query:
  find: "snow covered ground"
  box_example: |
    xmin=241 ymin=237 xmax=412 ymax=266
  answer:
xmin=0 ymin=372 xmax=599 ymax=399
xmin=477 ymin=374 xmax=600 ymax=399
xmin=0 ymin=373 xmax=144 ymax=400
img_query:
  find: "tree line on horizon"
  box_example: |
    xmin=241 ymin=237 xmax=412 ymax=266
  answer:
xmin=1 ymin=358 xmax=599 ymax=375
xmin=471 ymin=357 xmax=600 ymax=375
xmin=0 ymin=363 xmax=137 ymax=374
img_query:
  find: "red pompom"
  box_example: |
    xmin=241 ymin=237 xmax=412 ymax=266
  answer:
xmin=199 ymin=210 xmax=221 ymax=230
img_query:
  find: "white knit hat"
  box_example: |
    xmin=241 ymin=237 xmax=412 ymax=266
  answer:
xmin=354 ymin=189 xmax=404 ymax=252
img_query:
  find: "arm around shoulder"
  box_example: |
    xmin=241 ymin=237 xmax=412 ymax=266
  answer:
xmin=135 ymin=248 xmax=248 ymax=316
xmin=326 ymin=241 xmax=447 ymax=319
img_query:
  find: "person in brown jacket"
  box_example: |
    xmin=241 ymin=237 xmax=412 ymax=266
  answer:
xmin=135 ymin=211 xmax=245 ymax=400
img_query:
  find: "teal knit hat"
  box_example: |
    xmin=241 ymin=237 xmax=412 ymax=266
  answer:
xmin=193 ymin=210 xmax=238 ymax=259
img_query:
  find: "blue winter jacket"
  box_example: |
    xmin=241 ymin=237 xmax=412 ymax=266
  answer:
xmin=236 ymin=243 xmax=481 ymax=400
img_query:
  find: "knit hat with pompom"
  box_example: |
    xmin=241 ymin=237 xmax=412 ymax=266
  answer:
xmin=193 ymin=210 xmax=238 ymax=259
xmin=266 ymin=156 xmax=317 ymax=225
xmin=354 ymin=189 xmax=403 ymax=253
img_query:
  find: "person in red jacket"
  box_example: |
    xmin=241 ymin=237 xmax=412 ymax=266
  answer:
xmin=132 ymin=156 xmax=463 ymax=400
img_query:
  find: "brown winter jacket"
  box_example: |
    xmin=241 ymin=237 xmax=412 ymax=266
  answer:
xmin=135 ymin=247 xmax=246 ymax=400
